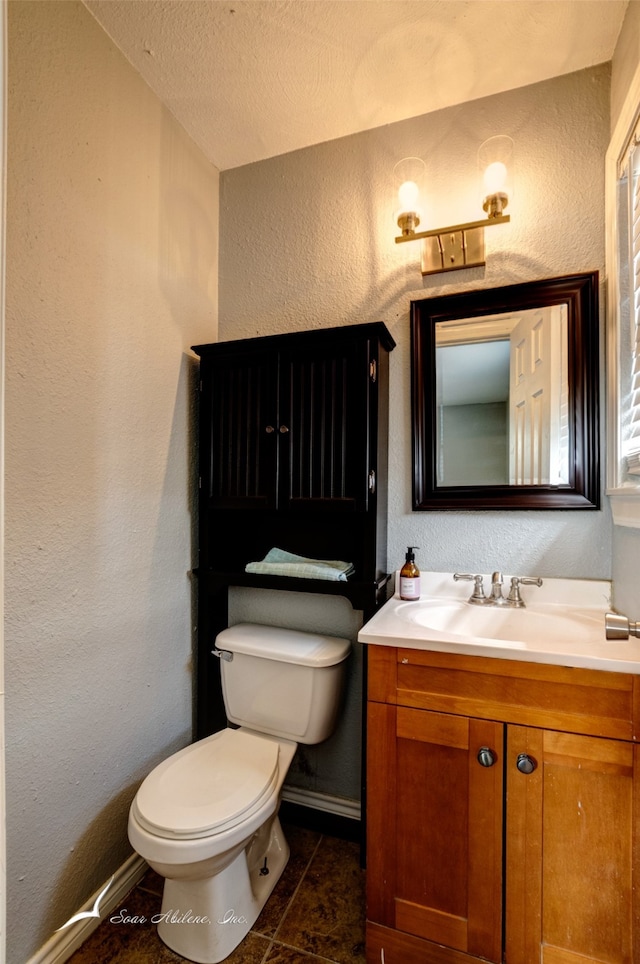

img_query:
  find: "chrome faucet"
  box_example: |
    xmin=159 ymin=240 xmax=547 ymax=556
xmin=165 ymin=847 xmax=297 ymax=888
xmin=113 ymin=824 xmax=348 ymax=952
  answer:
xmin=490 ymin=571 xmax=508 ymax=605
xmin=453 ymin=571 xmax=543 ymax=607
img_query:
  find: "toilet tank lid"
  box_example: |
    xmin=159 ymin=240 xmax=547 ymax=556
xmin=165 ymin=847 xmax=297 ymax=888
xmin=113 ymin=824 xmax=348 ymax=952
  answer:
xmin=215 ymin=623 xmax=351 ymax=667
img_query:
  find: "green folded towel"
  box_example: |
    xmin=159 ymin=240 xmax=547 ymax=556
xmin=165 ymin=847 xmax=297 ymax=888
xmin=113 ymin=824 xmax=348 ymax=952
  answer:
xmin=245 ymin=547 xmax=355 ymax=582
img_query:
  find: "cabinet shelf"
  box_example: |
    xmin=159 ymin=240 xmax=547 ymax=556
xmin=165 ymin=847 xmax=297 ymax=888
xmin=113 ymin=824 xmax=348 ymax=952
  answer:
xmin=196 ymin=568 xmax=393 ymax=611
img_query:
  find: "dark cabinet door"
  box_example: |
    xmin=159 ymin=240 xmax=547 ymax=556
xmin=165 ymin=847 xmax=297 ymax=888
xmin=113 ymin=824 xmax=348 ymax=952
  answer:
xmin=201 ymin=347 xmax=278 ymax=510
xmin=194 ymin=323 xmax=393 ymax=579
xmin=202 ymin=334 xmax=373 ymax=515
xmin=279 ymin=336 xmax=371 ymax=513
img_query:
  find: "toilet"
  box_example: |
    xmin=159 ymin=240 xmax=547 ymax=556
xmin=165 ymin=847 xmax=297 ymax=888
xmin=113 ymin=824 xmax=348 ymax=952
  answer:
xmin=128 ymin=622 xmax=351 ymax=964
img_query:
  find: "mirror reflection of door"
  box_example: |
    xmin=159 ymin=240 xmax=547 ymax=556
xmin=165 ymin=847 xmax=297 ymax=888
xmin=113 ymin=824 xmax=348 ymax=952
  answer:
xmin=435 ymin=306 xmax=568 ymax=488
xmin=509 ymin=305 xmax=568 ymax=485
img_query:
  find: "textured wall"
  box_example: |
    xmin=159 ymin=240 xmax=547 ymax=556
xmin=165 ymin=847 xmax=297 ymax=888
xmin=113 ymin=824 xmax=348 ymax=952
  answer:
xmin=220 ymin=65 xmax=612 ymax=803
xmin=5 ymin=3 xmax=218 ymax=959
xmin=221 ymin=66 xmax=611 ymax=578
xmin=611 ymin=0 xmax=640 ymax=132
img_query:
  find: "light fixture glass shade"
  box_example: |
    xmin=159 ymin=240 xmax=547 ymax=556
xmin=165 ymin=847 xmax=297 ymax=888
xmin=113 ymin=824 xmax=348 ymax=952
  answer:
xmin=478 ymin=135 xmax=514 ymax=218
xmin=393 ymin=157 xmax=426 ymax=236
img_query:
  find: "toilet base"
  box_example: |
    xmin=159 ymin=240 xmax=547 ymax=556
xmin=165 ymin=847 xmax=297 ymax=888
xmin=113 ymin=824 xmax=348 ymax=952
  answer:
xmin=156 ymin=814 xmax=290 ymax=964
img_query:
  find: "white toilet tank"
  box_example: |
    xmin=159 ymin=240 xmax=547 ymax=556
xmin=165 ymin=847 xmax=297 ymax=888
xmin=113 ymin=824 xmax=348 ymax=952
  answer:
xmin=215 ymin=623 xmax=351 ymax=744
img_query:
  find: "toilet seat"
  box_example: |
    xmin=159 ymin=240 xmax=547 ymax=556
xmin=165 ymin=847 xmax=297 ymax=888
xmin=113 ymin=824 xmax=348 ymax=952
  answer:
xmin=132 ymin=729 xmax=280 ymax=840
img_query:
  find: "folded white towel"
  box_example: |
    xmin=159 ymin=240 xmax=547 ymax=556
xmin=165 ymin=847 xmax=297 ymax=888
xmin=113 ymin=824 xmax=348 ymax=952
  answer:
xmin=245 ymin=547 xmax=355 ymax=582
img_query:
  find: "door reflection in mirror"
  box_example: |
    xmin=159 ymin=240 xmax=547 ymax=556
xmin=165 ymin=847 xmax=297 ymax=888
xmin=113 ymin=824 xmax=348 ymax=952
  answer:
xmin=435 ymin=306 xmax=569 ymax=487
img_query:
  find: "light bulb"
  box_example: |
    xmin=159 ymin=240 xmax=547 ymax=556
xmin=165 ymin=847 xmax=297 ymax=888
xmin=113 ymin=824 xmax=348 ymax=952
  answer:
xmin=393 ymin=157 xmax=426 ymax=236
xmin=483 ymin=161 xmax=508 ymax=196
xmin=478 ymin=136 xmax=513 ymax=218
xmin=398 ymin=179 xmax=420 ymax=213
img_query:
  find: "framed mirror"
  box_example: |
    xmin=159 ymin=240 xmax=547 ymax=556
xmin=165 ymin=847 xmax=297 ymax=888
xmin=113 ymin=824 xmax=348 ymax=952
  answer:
xmin=411 ymin=272 xmax=600 ymax=510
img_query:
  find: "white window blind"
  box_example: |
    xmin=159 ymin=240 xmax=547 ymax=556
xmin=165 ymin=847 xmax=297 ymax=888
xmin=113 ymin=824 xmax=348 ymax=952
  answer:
xmin=617 ymin=118 xmax=640 ymax=476
xmin=627 ymin=134 xmax=640 ymax=471
xmin=605 ymin=65 xmax=640 ymax=524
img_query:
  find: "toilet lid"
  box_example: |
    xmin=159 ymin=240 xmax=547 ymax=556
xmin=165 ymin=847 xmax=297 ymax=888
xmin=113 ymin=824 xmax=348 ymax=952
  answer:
xmin=132 ymin=729 xmax=280 ymax=840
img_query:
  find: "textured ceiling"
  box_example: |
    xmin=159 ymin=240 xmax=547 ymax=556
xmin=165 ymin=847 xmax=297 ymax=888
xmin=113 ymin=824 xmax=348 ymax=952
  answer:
xmin=83 ymin=0 xmax=628 ymax=171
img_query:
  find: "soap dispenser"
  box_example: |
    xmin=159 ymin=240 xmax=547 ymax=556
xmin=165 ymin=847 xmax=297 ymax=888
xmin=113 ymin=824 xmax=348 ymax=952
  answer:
xmin=399 ymin=547 xmax=421 ymax=601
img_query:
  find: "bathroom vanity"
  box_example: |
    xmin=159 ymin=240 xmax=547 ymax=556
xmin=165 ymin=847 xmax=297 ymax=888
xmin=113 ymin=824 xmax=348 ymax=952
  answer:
xmin=360 ymin=574 xmax=640 ymax=964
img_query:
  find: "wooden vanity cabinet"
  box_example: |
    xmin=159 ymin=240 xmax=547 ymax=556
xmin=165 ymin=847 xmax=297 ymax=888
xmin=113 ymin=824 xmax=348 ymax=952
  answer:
xmin=366 ymin=646 xmax=640 ymax=964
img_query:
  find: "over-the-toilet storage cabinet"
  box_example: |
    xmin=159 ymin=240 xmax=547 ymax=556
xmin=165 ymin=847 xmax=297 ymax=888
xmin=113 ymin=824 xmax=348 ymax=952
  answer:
xmin=192 ymin=322 xmax=395 ymax=738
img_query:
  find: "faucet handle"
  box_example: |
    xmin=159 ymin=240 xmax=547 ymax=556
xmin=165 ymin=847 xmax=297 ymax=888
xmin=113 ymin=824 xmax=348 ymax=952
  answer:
xmin=507 ymin=576 xmax=543 ymax=608
xmin=453 ymin=572 xmax=487 ymax=605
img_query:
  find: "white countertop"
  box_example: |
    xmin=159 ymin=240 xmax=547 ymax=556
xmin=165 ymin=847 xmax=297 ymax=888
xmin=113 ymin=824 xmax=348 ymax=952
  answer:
xmin=358 ymin=571 xmax=640 ymax=674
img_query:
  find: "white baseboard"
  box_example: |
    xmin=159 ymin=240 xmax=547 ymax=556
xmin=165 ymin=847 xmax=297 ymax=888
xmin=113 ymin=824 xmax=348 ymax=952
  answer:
xmin=27 ymin=853 xmax=147 ymax=964
xmin=281 ymin=785 xmax=361 ymax=822
xmin=28 ymin=790 xmax=357 ymax=963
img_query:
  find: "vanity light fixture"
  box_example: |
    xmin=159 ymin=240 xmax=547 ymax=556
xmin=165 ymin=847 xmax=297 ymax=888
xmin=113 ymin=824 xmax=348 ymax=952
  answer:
xmin=394 ymin=135 xmax=513 ymax=276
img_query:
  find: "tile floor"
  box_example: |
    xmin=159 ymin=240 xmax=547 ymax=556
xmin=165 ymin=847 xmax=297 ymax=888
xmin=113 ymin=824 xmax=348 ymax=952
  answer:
xmin=67 ymin=824 xmax=365 ymax=964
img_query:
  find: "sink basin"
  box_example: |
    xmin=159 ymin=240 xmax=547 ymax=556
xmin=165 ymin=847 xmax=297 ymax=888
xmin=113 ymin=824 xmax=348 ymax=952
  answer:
xmin=398 ymin=599 xmax=603 ymax=646
xmin=357 ymin=572 xmax=630 ymax=671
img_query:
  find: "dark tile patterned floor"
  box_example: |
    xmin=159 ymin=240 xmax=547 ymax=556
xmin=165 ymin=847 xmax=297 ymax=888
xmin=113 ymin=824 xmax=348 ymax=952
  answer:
xmin=67 ymin=825 xmax=365 ymax=964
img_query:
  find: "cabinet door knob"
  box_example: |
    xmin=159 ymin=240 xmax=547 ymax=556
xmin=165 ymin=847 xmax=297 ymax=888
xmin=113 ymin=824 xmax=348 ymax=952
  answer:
xmin=265 ymin=425 xmax=275 ymax=434
xmin=516 ymin=752 xmax=537 ymax=774
xmin=279 ymin=424 xmax=289 ymax=434
xmin=477 ymin=746 xmax=497 ymax=767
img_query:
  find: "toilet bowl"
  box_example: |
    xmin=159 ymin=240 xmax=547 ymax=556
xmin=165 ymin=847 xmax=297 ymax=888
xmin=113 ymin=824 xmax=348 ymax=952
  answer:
xmin=128 ymin=623 xmax=350 ymax=963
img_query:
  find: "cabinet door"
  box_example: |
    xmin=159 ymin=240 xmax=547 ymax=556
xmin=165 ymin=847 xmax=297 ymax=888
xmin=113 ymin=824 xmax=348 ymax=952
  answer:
xmin=279 ymin=336 xmax=371 ymax=512
xmin=367 ymin=703 xmax=504 ymax=962
xmin=201 ymin=349 xmax=278 ymax=510
xmin=506 ymin=726 xmax=640 ymax=964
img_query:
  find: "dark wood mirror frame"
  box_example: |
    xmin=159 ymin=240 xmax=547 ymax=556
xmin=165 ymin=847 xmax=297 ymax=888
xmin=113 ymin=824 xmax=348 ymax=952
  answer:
xmin=411 ymin=272 xmax=600 ymax=510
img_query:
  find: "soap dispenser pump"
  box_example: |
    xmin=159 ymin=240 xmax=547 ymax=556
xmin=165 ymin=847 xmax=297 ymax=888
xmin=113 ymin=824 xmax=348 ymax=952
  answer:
xmin=400 ymin=547 xmax=421 ymax=601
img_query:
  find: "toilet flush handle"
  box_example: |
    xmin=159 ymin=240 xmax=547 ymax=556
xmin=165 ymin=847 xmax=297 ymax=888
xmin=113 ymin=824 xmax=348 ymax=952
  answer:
xmin=211 ymin=648 xmax=233 ymax=662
